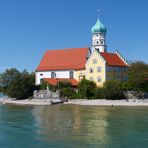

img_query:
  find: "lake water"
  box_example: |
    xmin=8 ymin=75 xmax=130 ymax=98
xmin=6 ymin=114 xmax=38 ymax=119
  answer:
xmin=0 ymin=104 xmax=148 ymax=148
xmin=0 ymin=93 xmax=4 ymax=98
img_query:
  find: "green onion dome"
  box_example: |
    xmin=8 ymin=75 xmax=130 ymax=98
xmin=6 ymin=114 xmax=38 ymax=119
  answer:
xmin=91 ymin=19 xmax=106 ymax=34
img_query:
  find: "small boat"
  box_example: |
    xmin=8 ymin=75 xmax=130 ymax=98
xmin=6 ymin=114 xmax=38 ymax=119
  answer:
xmin=50 ymin=100 xmax=64 ymax=105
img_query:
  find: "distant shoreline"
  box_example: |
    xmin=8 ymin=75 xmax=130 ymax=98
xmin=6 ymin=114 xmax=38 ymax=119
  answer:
xmin=1 ymin=98 xmax=148 ymax=106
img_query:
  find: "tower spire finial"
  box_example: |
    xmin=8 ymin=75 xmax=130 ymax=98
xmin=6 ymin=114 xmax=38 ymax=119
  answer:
xmin=97 ymin=9 xmax=100 ymax=19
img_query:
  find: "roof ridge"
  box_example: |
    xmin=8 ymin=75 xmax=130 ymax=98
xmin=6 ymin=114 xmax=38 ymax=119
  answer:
xmin=45 ymin=47 xmax=89 ymax=52
xmin=100 ymin=52 xmax=116 ymax=55
xmin=115 ymin=50 xmax=128 ymax=66
xmin=38 ymin=62 xmax=85 ymax=68
xmin=100 ymin=51 xmax=127 ymax=67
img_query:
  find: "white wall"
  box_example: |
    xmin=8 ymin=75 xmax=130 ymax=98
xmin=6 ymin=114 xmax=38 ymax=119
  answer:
xmin=35 ymin=70 xmax=74 ymax=85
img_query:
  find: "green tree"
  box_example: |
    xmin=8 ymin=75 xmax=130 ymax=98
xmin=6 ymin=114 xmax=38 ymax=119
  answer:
xmin=128 ymin=61 xmax=148 ymax=91
xmin=103 ymin=79 xmax=125 ymax=100
xmin=0 ymin=68 xmax=20 ymax=94
xmin=78 ymin=78 xmax=97 ymax=99
xmin=1 ymin=69 xmax=35 ymax=99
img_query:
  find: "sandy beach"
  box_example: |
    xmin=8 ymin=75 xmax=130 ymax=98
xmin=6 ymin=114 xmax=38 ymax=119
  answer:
xmin=1 ymin=97 xmax=148 ymax=106
xmin=64 ymin=99 xmax=148 ymax=106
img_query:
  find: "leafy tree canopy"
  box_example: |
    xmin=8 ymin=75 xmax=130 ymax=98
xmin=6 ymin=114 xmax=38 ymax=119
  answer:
xmin=128 ymin=61 xmax=148 ymax=91
xmin=0 ymin=69 xmax=35 ymax=99
xmin=0 ymin=68 xmax=20 ymax=93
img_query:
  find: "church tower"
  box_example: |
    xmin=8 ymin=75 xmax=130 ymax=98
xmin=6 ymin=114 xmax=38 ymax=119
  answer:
xmin=91 ymin=18 xmax=107 ymax=52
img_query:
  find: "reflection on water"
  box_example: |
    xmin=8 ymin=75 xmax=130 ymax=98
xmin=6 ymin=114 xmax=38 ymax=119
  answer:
xmin=0 ymin=105 xmax=148 ymax=148
xmin=32 ymin=105 xmax=109 ymax=147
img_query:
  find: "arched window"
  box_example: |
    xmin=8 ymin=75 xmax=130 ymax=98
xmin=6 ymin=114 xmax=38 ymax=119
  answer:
xmin=100 ymin=40 xmax=104 ymax=44
xmin=97 ymin=76 xmax=102 ymax=82
xmin=89 ymin=67 xmax=93 ymax=73
xmin=51 ymin=72 xmax=56 ymax=78
xmin=93 ymin=59 xmax=97 ymax=64
xmin=69 ymin=71 xmax=74 ymax=78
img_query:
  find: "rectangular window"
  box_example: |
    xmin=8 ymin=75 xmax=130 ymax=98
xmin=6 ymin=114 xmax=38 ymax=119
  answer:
xmin=114 ymin=67 xmax=117 ymax=72
xmin=107 ymin=66 xmax=112 ymax=72
xmin=117 ymin=67 xmax=121 ymax=72
xmin=124 ymin=67 xmax=128 ymax=72
xmin=116 ymin=67 xmax=119 ymax=72
xmin=97 ymin=67 xmax=101 ymax=72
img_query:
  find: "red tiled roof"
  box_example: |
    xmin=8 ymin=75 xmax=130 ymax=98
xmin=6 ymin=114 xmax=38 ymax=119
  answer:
xmin=100 ymin=52 xmax=127 ymax=67
xmin=43 ymin=78 xmax=78 ymax=86
xmin=36 ymin=47 xmax=89 ymax=71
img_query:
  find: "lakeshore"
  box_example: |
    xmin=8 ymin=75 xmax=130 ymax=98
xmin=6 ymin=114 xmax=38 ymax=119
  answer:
xmin=1 ymin=97 xmax=148 ymax=106
xmin=64 ymin=99 xmax=148 ymax=106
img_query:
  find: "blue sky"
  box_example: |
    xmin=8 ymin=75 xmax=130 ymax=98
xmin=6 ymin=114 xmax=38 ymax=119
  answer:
xmin=0 ymin=0 xmax=148 ymax=72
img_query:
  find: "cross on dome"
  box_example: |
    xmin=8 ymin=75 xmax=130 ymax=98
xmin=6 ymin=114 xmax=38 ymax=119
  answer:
xmin=91 ymin=10 xmax=107 ymax=34
xmin=97 ymin=9 xmax=100 ymax=18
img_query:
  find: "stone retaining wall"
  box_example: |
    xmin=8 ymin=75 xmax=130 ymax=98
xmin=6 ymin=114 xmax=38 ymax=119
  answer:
xmin=33 ymin=90 xmax=60 ymax=99
xmin=125 ymin=91 xmax=148 ymax=99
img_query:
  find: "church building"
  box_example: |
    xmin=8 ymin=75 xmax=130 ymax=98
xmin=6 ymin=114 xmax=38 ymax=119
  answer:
xmin=35 ymin=17 xmax=128 ymax=87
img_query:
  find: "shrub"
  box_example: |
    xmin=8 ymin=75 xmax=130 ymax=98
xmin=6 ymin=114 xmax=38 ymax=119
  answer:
xmin=40 ymin=79 xmax=57 ymax=92
xmin=60 ymin=87 xmax=76 ymax=99
xmin=94 ymin=87 xmax=105 ymax=99
xmin=103 ymin=79 xmax=125 ymax=100
xmin=142 ymin=81 xmax=148 ymax=93
xmin=40 ymin=80 xmax=48 ymax=90
xmin=122 ymin=82 xmax=132 ymax=91
xmin=78 ymin=78 xmax=97 ymax=99
xmin=73 ymin=92 xmax=82 ymax=99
